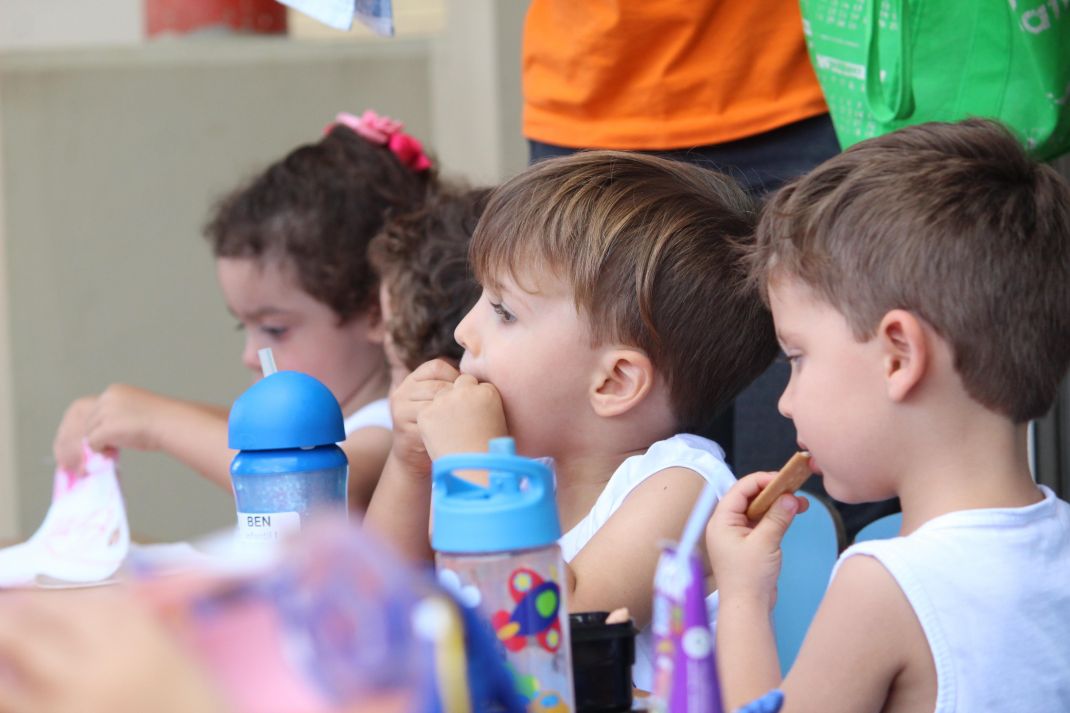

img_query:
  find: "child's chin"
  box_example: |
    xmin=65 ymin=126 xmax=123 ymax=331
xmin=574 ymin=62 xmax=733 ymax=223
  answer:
xmin=824 ymin=481 xmax=884 ymax=505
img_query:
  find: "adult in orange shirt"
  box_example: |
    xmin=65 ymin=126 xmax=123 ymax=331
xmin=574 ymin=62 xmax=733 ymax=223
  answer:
xmin=524 ymin=0 xmax=837 ymax=194
xmin=523 ymin=0 xmax=899 ymax=539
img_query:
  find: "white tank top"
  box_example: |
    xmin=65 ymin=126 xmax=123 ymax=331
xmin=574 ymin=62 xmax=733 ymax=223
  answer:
xmin=342 ymin=397 xmax=392 ymax=436
xmin=835 ymin=486 xmax=1070 ymax=712
xmin=558 ymin=433 xmax=736 ymax=691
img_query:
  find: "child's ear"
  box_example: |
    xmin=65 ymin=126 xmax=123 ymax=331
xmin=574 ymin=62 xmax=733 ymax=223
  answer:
xmin=878 ymin=309 xmax=928 ymax=402
xmin=364 ymin=303 xmax=387 ymax=345
xmin=590 ymin=348 xmax=656 ymax=418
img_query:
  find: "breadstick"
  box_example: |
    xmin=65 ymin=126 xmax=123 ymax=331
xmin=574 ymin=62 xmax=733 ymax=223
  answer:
xmin=745 ymin=451 xmax=812 ymax=521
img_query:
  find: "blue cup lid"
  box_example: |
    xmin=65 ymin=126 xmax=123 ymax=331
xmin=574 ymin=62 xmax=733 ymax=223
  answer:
xmin=228 ymin=370 xmax=345 ymax=450
xmin=431 ymin=438 xmax=562 ymax=554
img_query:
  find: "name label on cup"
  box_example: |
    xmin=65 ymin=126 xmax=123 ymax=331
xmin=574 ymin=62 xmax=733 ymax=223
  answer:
xmin=236 ymin=511 xmax=301 ymax=543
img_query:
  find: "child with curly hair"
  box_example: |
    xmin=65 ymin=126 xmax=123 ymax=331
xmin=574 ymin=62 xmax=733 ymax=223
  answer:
xmin=369 ymin=186 xmax=490 ymax=388
xmin=53 ymin=110 xmax=437 ymax=512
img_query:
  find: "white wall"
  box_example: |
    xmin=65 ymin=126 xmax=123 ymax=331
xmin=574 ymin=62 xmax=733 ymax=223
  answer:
xmin=0 ymin=0 xmax=142 ymax=51
xmin=0 ymin=2 xmax=528 ymax=541
xmin=431 ymin=0 xmax=527 ymax=186
xmin=0 ymin=39 xmax=435 ymax=540
xmin=0 ymin=104 xmax=14 ymax=539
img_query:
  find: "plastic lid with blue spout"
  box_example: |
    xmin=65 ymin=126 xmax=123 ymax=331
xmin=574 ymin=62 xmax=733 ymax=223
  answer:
xmin=431 ymin=437 xmax=562 ymax=554
xmin=228 ymin=370 xmax=345 ymax=450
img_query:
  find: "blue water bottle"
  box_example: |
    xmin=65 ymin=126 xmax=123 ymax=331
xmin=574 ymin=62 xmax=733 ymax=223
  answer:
xmin=432 ymin=437 xmax=575 ymax=712
xmin=228 ymin=370 xmax=348 ymax=546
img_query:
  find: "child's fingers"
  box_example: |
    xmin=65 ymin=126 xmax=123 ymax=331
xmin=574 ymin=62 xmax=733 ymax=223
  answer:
xmin=449 ymin=375 xmax=502 ymax=405
xmin=403 ymin=379 xmax=454 ymax=403
xmin=409 ymin=358 xmax=461 ymax=383
xmin=52 ymin=438 xmax=84 ymax=474
xmin=453 ymin=373 xmax=478 ymax=387
xmin=749 ymin=494 xmax=801 ymax=549
xmin=85 ymin=424 xmax=120 ymax=457
xmin=713 ymin=472 xmax=779 ymax=521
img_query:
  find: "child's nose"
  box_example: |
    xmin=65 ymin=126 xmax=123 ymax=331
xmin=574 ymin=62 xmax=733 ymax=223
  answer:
xmin=241 ymin=337 xmax=262 ymax=373
xmin=453 ymin=307 xmax=476 ymax=354
xmin=777 ymin=384 xmax=793 ymax=419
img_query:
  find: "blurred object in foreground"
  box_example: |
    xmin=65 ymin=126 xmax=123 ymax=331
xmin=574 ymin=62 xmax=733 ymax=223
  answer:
xmin=139 ymin=518 xmax=525 ymax=713
xmin=146 ymin=0 xmax=287 ymax=37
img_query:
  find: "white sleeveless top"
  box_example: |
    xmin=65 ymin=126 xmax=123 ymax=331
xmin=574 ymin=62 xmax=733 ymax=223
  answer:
xmin=835 ymin=486 xmax=1070 ymax=712
xmin=558 ymin=433 xmax=736 ymax=691
xmin=342 ymin=398 xmax=392 ymax=436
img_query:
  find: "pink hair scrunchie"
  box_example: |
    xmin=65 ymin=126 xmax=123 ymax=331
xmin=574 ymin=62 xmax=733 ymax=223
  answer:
xmin=326 ymin=110 xmax=432 ymax=173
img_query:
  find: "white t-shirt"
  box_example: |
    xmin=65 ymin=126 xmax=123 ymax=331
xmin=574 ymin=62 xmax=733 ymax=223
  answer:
xmin=835 ymin=486 xmax=1070 ymax=712
xmin=342 ymin=397 xmax=392 ymax=436
xmin=558 ymin=433 xmax=736 ymax=691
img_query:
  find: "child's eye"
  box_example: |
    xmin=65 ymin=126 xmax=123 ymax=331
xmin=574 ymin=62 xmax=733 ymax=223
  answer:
xmin=259 ymin=326 xmax=289 ymax=339
xmin=489 ymin=301 xmax=516 ymax=323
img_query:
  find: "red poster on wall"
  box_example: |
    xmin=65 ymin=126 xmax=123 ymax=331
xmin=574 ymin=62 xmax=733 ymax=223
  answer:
xmin=145 ymin=0 xmax=288 ymax=36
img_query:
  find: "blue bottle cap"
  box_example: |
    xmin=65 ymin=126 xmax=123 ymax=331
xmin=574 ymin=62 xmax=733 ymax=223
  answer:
xmin=228 ymin=371 xmax=345 ymax=450
xmin=431 ymin=437 xmax=562 ymax=554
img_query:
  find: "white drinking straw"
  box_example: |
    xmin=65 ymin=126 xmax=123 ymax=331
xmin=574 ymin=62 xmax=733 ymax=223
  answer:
xmin=675 ymin=480 xmax=720 ymax=567
xmin=258 ymin=348 xmax=278 ymax=377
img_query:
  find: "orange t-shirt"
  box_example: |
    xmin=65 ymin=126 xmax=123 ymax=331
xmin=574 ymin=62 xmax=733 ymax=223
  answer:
xmin=522 ymin=0 xmax=829 ymax=150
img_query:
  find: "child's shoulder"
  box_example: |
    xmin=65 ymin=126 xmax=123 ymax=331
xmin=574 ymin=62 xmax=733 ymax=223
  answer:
xmin=840 ymin=487 xmax=1070 ymax=570
xmin=833 ymin=486 xmax=1070 ymax=623
xmin=623 ymin=433 xmax=736 ymax=497
xmin=561 ymin=434 xmax=734 ymax=557
xmin=821 ymin=488 xmax=1070 ymax=710
xmin=343 ymin=397 xmax=392 ymax=436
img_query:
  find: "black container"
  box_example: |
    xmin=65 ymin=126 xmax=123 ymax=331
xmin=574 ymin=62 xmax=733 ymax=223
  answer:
xmin=570 ymin=611 xmax=637 ymax=713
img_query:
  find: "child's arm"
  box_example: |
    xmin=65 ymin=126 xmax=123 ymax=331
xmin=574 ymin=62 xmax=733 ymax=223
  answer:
xmin=365 ymin=360 xmax=505 ymax=561
xmin=340 ymin=426 xmax=392 ymax=513
xmin=705 ymin=471 xmax=803 ymax=706
xmin=53 ymin=384 xmax=234 ymax=488
xmin=707 ymin=473 xmax=927 ymax=712
xmin=560 ymin=466 xmax=713 ymax=628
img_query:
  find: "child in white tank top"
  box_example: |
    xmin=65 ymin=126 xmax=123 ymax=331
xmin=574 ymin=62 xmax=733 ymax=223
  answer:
xmin=367 ymin=151 xmax=777 ymax=690
xmin=707 ymin=119 xmax=1070 ymax=712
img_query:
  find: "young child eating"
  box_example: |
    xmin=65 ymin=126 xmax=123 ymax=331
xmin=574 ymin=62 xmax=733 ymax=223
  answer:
xmin=367 ymin=150 xmax=778 ymax=689
xmin=707 ymin=118 xmax=1070 ymax=712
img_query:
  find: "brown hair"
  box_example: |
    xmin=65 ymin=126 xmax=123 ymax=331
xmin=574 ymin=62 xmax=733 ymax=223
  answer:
xmin=205 ymin=124 xmax=436 ymax=322
xmin=369 ymin=186 xmax=489 ymax=370
xmin=753 ymin=118 xmax=1070 ymax=422
xmin=471 ymin=150 xmax=777 ymax=434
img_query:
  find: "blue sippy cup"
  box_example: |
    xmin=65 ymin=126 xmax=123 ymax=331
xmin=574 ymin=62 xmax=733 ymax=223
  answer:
xmin=228 ymin=370 xmax=348 ymax=545
xmin=432 ymin=438 xmax=575 ymax=711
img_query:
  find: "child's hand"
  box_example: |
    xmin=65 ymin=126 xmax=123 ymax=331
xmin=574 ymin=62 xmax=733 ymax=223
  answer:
xmin=705 ymin=471 xmax=808 ymax=607
xmin=52 ymin=396 xmax=98 ymax=474
xmin=418 ymin=373 xmax=508 ymax=460
xmin=389 ymin=359 xmax=462 ymax=477
xmin=84 ymin=384 xmax=170 ymax=456
xmin=0 ymin=588 xmax=229 ymax=713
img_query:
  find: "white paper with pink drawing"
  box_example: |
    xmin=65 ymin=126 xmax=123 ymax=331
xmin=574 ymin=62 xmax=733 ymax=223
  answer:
xmin=0 ymin=444 xmax=129 ymax=588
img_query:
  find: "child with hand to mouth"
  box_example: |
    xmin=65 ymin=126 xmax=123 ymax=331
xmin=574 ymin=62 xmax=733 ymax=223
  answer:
xmin=366 ymin=150 xmax=777 ymax=689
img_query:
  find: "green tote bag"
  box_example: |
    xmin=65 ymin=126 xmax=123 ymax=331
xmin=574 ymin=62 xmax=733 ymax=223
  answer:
xmin=799 ymin=0 xmax=1070 ymax=160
